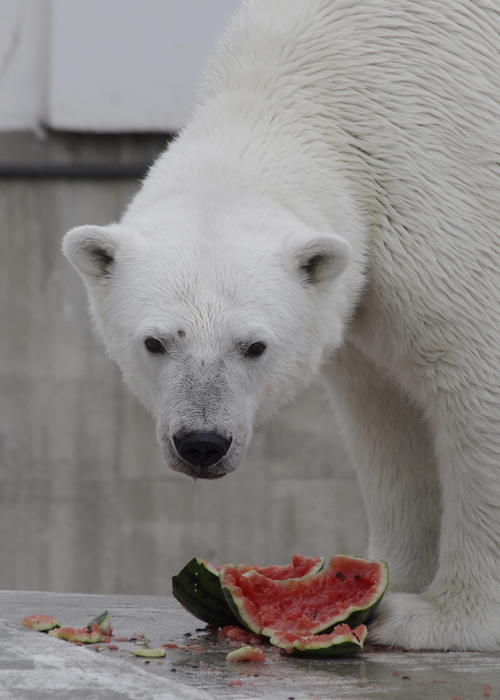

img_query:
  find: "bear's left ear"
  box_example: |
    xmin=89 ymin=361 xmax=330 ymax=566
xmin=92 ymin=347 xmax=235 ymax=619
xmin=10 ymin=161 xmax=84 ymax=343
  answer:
xmin=294 ymin=235 xmax=353 ymax=285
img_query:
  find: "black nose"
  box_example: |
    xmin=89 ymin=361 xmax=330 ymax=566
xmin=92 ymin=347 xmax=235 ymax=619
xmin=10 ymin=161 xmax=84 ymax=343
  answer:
xmin=173 ymin=432 xmax=232 ymax=469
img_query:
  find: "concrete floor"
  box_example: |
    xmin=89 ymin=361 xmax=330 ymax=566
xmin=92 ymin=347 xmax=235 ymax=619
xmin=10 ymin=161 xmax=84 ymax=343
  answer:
xmin=1 ymin=589 xmax=497 ymax=700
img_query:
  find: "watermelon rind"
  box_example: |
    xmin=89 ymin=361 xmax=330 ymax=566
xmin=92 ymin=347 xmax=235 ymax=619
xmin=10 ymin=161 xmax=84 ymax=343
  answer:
xmin=48 ymin=621 xmax=102 ymax=644
xmin=226 ymin=645 xmax=265 ymax=662
xmin=87 ymin=610 xmax=113 ymax=636
xmin=172 ymin=557 xmax=241 ymax=628
xmin=270 ymin=625 xmax=367 ymax=657
xmin=131 ymin=647 xmax=166 ymax=658
xmin=19 ymin=615 xmax=61 ymax=632
xmin=220 ymin=555 xmax=389 ymax=637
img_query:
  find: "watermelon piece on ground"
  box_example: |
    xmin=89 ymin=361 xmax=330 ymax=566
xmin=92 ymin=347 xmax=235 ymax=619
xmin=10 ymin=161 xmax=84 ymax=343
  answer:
xmin=172 ymin=554 xmax=324 ymax=628
xmin=220 ymin=555 xmax=388 ymax=638
xmin=270 ymin=623 xmax=367 ymax=657
xmin=87 ymin=610 xmax=113 ymax=637
xmin=226 ymin=645 xmax=266 ymax=662
xmin=131 ymin=647 xmax=166 ymax=658
xmin=20 ymin=615 xmax=61 ymax=632
xmin=48 ymin=621 xmax=102 ymax=644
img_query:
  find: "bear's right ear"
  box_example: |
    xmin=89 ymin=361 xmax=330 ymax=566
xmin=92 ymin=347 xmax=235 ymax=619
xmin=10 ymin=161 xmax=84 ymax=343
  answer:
xmin=62 ymin=225 xmax=121 ymax=281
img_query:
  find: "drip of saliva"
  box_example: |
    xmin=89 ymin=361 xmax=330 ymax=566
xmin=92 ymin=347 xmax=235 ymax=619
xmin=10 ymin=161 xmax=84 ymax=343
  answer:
xmin=193 ymin=477 xmax=199 ymax=544
xmin=193 ymin=478 xmax=199 ymax=593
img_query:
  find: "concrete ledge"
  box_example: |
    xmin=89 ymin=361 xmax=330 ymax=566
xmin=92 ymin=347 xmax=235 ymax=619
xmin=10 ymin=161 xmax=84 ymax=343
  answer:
xmin=1 ymin=590 xmax=498 ymax=700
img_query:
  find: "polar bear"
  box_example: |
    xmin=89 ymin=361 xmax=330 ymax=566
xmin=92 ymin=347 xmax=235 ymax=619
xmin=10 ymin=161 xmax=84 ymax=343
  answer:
xmin=63 ymin=0 xmax=500 ymax=650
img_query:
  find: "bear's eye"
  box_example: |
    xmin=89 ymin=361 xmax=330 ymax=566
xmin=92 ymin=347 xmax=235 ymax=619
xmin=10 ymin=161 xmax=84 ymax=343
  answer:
xmin=245 ymin=342 xmax=266 ymax=358
xmin=145 ymin=337 xmax=165 ymax=354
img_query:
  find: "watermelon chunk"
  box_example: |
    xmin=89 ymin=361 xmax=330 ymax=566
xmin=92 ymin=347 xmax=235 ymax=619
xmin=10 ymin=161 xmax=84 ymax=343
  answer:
xmin=220 ymin=555 xmax=388 ymax=638
xmin=226 ymin=645 xmax=265 ymax=662
xmin=131 ymin=647 xmax=166 ymax=658
xmin=172 ymin=554 xmax=323 ymax=628
xmin=270 ymin=623 xmax=367 ymax=657
xmin=48 ymin=621 xmax=102 ymax=644
xmin=87 ymin=610 xmax=113 ymax=637
xmin=20 ymin=615 xmax=61 ymax=632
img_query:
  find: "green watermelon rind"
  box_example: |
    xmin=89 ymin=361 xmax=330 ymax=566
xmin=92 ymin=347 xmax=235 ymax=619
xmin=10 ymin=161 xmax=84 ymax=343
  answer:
xmin=131 ymin=647 xmax=166 ymax=658
xmin=172 ymin=557 xmax=241 ymax=628
xmin=221 ymin=555 xmax=389 ymax=638
xmin=172 ymin=556 xmax=325 ymax=629
xmin=269 ymin=626 xmax=367 ymax=657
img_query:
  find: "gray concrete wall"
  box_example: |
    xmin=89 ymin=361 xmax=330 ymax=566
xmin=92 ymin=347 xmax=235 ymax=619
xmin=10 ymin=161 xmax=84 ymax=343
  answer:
xmin=0 ymin=132 xmax=368 ymax=595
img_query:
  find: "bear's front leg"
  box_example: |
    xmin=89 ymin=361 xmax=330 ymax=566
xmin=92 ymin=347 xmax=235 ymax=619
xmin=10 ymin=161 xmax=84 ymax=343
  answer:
xmin=324 ymin=343 xmax=441 ymax=595
xmin=370 ymin=378 xmax=500 ymax=650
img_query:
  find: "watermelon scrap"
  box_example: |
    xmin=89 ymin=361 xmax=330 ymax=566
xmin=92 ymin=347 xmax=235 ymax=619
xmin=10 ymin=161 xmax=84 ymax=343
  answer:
xmin=218 ymin=625 xmax=262 ymax=645
xmin=87 ymin=610 xmax=113 ymax=637
xmin=270 ymin=623 xmax=367 ymax=657
xmin=48 ymin=621 xmax=102 ymax=644
xmin=226 ymin=645 xmax=266 ymax=662
xmin=19 ymin=615 xmax=61 ymax=632
xmin=220 ymin=555 xmax=388 ymax=638
xmin=131 ymin=647 xmax=166 ymax=658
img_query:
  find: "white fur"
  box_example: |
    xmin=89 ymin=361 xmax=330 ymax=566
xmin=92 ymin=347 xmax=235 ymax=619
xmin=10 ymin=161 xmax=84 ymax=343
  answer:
xmin=63 ymin=0 xmax=500 ymax=650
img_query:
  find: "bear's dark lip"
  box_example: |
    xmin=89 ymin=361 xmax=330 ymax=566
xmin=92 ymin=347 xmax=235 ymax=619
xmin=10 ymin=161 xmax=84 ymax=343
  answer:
xmin=168 ymin=456 xmax=236 ymax=480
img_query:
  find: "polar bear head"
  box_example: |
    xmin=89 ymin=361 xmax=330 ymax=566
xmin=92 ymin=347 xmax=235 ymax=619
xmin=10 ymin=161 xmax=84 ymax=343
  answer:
xmin=63 ymin=192 xmax=357 ymax=479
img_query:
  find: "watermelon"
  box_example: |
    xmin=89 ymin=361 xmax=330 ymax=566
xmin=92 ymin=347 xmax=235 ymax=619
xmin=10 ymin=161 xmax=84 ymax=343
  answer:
xmin=20 ymin=615 xmax=61 ymax=632
xmin=87 ymin=610 xmax=113 ymax=637
xmin=220 ymin=555 xmax=388 ymax=638
xmin=48 ymin=621 xmax=102 ymax=644
xmin=131 ymin=647 xmax=166 ymax=658
xmin=270 ymin=623 xmax=367 ymax=657
xmin=226 ymin=645 xmax=266 ymax=662
xmin=172 ymin=554 xmax=324 ymax=628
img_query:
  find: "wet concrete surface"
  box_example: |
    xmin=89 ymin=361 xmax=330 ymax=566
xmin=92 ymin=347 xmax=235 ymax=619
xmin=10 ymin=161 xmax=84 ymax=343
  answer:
xmin=0 ymin=590 xmax=498 ymax=699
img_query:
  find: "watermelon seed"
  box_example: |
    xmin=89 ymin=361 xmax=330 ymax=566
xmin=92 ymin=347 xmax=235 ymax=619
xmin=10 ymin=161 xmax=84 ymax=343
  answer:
xmin=170 ymin=668 xmax=177 ymax=672
xmin=354 ymin=574 xmax=361 ymax=579
xmin=335 ymin=572 xmax=345 ymax=580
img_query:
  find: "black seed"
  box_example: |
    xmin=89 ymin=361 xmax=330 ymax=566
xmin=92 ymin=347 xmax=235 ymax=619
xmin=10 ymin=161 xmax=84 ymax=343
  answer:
xmin=145 ymin=660 xmax=150 ymax=664
xmin=402 ymin=676 xmax=410 ymax=680
xmin=335 ymin=571 xmax=345 ymax=580
xmin=170 ymin=668 xmax=177 ymax=672
xmin=183 ymin=632 xmax=192 ymax=637
xmin=354 ymin=574 xmax=360 ymax=579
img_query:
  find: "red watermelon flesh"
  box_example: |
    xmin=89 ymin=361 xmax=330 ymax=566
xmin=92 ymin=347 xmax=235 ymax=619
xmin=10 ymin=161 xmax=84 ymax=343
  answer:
xmin=220 ymin=555 xmax=388 ymax=637
xmin=210 ymin=554 xmax=322 ymax=579
xmin=237 ymin=554 xmax=323 ymax=579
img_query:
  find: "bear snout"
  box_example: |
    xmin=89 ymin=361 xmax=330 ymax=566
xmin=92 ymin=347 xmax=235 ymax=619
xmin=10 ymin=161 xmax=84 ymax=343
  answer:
xmin=172 ymin=431 xmax=232 ymax=474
